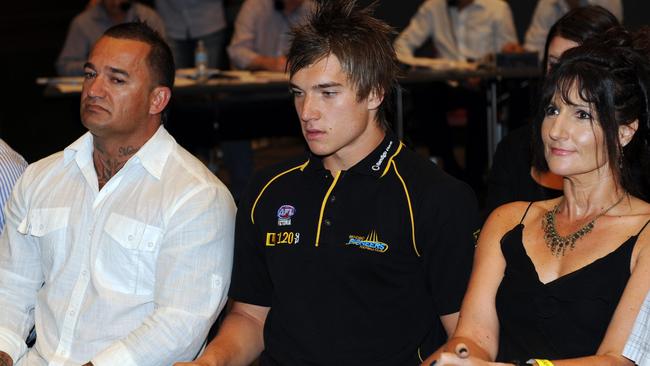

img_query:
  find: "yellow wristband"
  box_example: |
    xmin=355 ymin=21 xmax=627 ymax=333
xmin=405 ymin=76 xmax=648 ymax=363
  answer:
xmin=534 ymin=359 xmax=554 ymax=366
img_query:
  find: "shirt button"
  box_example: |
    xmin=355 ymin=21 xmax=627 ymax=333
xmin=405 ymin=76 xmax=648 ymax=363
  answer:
xmin=147 ymin=242 xmax=154 ymax=248
xmin=81 ymin=270 xmax=88 ymax=276
xmin=69 ymin=310 xmax=75 ymax=316
xmin=128 ymin=234 xmax=134 ymax=241
xmin=324 ymin=218 xmax=332 ymax=226
xmin=330 ymin=195 xmax=336 ymax=203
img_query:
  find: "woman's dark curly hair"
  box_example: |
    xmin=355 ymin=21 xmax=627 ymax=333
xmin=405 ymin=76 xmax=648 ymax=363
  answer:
xmin=531 ymin=26 xmax=650 ymax=200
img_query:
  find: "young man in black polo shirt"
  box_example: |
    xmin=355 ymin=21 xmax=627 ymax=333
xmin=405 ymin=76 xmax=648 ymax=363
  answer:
xmin=175 ymin=1 xmax=479 ymax=365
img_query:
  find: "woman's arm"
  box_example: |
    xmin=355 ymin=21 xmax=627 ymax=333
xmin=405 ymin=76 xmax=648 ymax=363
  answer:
xmin=422 ymin=202 xmax=526 ymax=365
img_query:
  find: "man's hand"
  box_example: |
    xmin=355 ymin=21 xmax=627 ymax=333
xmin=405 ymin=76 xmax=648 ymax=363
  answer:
xmin=0 ymin=351 xmax=13 ymax=366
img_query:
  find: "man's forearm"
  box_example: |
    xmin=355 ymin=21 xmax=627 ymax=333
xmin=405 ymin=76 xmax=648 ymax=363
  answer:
xmin=188 ymin=308 xmax=266 ymax=366
xmin=0 ymin=351 xmax=13 ymax=366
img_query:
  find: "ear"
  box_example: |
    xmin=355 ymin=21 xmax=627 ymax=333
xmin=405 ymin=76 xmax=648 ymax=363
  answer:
xmin=149 ymin=86 xmax=171 ymax=116
xmin=367 ymin=88 xmax=384 ymax=111
xmin=618 ymin=119 xmax=638 ymax=147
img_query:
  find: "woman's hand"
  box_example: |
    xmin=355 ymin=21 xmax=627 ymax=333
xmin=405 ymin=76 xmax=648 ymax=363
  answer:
xmin=426 ymin=343 xmax=512 ymax=366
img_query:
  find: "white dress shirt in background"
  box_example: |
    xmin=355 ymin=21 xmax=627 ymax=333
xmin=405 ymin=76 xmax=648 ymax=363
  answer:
xmin=227 ymin=0 xmax=314 ymax=70
xmin=394 ymin=0 xmax=518 ymax=63
xmin=0 ymin=126 xmax=235 ymax=366
xmin=524 ymin=0 xmax=623 ymax=55
xmin=624 ymin=291 xmax=650 ymax=366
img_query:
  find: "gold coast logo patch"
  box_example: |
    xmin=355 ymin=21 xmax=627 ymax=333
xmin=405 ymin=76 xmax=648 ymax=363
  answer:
xmin=346 ymin=231 xmax=388 ymax=253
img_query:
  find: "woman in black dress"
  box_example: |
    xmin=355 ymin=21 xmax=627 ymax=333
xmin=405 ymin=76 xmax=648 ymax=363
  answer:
xmin=425 ymin=26 xmax=650 ymax=366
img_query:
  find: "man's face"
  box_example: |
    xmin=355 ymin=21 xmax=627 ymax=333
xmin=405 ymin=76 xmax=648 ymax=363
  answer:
xmin=290 ymin=55 xmax=383 ymax=165
xmin=81 ymin=36 xmax=157 ymax=140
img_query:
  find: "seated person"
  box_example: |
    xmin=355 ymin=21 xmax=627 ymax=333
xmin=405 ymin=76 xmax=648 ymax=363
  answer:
xmin=393 ymin=0 xmax=518 ymax=188
xmin=214 ymin=0 xmax=314 ymax=200
xmin=524 ymin=0 xmax=623 ymax=57
xmin=425 ymin=26 xmax=650 ymax=366
xmin=227 ymin=0 xmax=314 ymax=71
xmin=56 ymin=0 xmax=165 ymax=76
xmin=484 ymin=5 xmax=620 ymax=218
xmin=0 ymin=139 xmax=27 ymax=233
xmin=624 ymin=291 xmax=650 ymax=366
xmin=0 ymin=22 xmax=235 ymax=366
xmin=175 ymin=1 xmax=479 ymax=365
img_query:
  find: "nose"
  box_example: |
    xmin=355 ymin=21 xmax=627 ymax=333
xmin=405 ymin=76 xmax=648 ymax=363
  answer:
xmin=547 ymin=114 xmax=568 ymax=141
xmin=84 ymin=75 xmax=105 ymax=99
xmin=298 ymin=93 xmax=320 ymax=122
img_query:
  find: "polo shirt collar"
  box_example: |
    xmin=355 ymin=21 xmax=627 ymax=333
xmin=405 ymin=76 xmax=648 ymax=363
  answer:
xmin=303 ymin=131 xmax=401 ymax=178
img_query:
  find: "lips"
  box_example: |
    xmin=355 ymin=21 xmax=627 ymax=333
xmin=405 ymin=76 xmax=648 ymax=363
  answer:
xmin=82 ymin=102 xmax=109 ymax=114
xmin=304 ymin=128 xmax=325 ymax=140
xmin=550 ymin=147 xmax=574 ymax=156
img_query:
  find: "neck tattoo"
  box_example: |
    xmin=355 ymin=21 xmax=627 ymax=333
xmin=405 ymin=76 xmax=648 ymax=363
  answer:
xmin=542 ymin=195 xmax=625 ymax=256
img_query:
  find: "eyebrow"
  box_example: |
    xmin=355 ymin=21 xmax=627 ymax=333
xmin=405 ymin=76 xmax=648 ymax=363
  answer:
xmin=289 ymin=82 xmax=343 ymax=90
xmin=82 ymin=62 xmax=129 ymax=78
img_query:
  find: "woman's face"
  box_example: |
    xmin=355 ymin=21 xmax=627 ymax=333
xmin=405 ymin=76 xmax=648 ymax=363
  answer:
xmin=541 ymin=83 xmax=609 ymax=179
xmin=546 ymin=36 xmax=580 ymax=73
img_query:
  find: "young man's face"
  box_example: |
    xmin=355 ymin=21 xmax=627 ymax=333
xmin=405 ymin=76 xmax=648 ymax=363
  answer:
xmin=290 ymin=55 xmax=383 ymax=168
xmin=81 ymin=36 xmax=161 ymax=141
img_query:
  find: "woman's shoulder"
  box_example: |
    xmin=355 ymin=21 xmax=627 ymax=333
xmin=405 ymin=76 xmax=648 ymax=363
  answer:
xmin=489 ymin=198 xmax=560 ymax=225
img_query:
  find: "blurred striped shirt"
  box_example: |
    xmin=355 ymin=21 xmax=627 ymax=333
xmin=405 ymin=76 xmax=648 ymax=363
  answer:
xmin=0 ymin=139 xmax=27 ymax=233
xmin=624 ymin=291 xmax=650 ymax=366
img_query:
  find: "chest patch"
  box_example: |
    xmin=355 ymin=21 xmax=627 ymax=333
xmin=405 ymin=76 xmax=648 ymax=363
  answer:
xmin=346 ymin=231 xmax=389 ymax=253
xmin=277 ymin=204 xmax=296 ymax=226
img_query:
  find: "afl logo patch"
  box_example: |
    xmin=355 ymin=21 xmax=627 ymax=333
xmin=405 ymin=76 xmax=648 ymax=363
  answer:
xmin=277 ymin=205 xmax=296 ymax=226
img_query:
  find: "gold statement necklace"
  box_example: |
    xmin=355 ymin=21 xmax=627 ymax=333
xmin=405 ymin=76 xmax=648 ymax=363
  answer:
xmin=542 ymin=195 xmax=625 ymax=256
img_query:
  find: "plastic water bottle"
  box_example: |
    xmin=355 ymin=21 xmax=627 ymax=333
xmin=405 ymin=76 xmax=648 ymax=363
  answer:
xmin=195 ymin=40 xmax=208 ymax=82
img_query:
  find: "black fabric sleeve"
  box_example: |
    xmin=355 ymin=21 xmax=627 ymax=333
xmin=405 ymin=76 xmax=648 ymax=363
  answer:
xmin=422 ymin=180 xmax=480 ymax=316
xmin=228 ymin=178 xmax=273 ymax=307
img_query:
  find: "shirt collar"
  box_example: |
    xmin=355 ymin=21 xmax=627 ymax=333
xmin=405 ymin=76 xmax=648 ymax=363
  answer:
xmin=63 ymin=125 xmax=174 ymax=180
xmin=304 ymin=131 xmax=402 ymax=178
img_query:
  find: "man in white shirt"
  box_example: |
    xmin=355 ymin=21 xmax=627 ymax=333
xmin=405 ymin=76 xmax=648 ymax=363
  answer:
xmin=394 ymin=0 xmax=518 ymax=63
xmin=393 ymin=0 xmax=519 ymax=189
xmin=624 ymin=291 xmax=650 ymax=366
xmin=0 ymin=22 xmax=235 ymax=366
xmin=524 ymin=0 xmax=623 ymax=56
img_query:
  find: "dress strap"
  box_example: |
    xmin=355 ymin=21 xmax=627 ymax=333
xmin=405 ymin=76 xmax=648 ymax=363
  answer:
xmin=636 ymin=218 xmax=650 ymax=236
xmin=519 ymin=202 xmax=534 ymax=224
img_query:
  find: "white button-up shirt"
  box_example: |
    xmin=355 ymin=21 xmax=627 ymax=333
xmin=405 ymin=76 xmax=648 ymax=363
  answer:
xmin=394 ymin=0 xmax=518 ymax=62
xmin=0 ymin=126 xmax=235 ymax=366
xmin=524 ymin=0 xmax=623 ymax=55
xmin=226 ymin=0 xmax=314 ymax=69
xmin=624 ymin=291 xmax=650 ymax=366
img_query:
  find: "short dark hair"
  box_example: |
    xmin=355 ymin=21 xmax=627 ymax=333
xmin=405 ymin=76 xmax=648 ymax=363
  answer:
xmin=532 ymin=27 xmax=650 ymax=199
xmin=102 ymin=21 xmax=175 ymax=122
xmin=541 ymin=5 xmax=619 ymax=73
xmin=287 ymin=0 xmax=400 ymax=129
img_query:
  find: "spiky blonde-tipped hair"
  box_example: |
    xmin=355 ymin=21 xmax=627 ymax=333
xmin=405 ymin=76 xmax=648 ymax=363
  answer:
xmin=287 ymin=0 xmax=401 ymax=130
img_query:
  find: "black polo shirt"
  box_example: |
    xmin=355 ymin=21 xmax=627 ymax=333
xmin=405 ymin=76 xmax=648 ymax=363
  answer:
xmin=229 ymin=132 xmax=479 ymax=366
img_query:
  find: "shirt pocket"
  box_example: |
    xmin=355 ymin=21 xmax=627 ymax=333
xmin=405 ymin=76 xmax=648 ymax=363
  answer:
xmin=17 ymin=207 xmax=70 ymax=278
xmin=98 ymin=213 xmax=163 ymax=296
